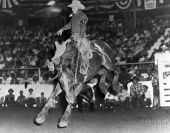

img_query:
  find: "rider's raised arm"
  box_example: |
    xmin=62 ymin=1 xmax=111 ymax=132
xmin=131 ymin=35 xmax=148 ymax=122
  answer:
xmin=61 ymin=21 xmax=71 ymax=31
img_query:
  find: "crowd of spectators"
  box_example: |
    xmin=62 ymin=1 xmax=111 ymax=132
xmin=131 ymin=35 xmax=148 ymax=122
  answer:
xmin=0 ymin=88 xmax=47 ymax=108
xmin=0 ymin=26 xmax=57 ymax=84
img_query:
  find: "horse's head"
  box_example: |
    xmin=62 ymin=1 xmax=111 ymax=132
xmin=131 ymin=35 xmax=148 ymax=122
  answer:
xmin=92 ymin=40 xmax=116 ymax=72
xmin=51 ymin=40 xmax=71 ymax=61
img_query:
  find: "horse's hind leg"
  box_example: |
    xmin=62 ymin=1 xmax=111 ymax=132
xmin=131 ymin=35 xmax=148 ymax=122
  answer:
xmin=35 ymin=83 xmax=62 ymax=125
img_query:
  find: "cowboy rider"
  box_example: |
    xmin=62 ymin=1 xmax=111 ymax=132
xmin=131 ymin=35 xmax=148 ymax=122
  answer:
xmin=48 ymin=0 xmax=92 ymax=76
xmin=57 ymin=0 xmax=88 ymax=40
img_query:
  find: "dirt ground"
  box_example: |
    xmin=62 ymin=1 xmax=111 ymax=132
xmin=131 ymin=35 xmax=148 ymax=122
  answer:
xmin=0 ymin=107 xmax=170 ymax=133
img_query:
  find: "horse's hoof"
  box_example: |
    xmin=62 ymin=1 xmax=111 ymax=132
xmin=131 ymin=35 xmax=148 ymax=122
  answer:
xmin=58 ymin=120 xmax=69 ymax=128
xmin=34 ymin=115 xmax=46 ymax=125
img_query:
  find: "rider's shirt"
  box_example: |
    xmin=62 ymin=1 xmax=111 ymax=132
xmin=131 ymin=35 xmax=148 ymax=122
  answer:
xmin=62 ymin=10 xmax=88 ymax=38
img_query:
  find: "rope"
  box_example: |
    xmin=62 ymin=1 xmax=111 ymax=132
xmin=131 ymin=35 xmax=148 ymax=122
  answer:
xmin=74 ymin=42 xmax=80 ymax=85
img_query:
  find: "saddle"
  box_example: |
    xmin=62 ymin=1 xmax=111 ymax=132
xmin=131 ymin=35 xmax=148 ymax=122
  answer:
xmin=51 ymin=38 xmax=93 ymax=75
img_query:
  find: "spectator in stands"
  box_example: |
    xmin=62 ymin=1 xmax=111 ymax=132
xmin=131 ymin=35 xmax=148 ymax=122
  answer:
xmin=118 ymin=67 xmax=131 ymax=90
xmin=130 ymin=76 xmax=144 ymax=108
xmin=16 ymin=90 xmax=26 ymax=107
xmin=26 ymin=88 xmax=35 ymax=108
xmin=2 ymin=74 xmax=11 ymax=84
xmin=112 ymin=69 xmax=121 ymax=94
xmin=0 ymin=97 xmax=4 ymax=107
xmin=36 ymin=92 xmax=47 ymax=108
xmin=160 ymin=44 xmax=169 ymax=53
xmin=40 ymin=92 xmax=47 ymax=106
xmin=98 ymin=68 xmax=111 ymax=95
xmin=31 ymin=75 xmax=39 ymax=84
xmin=0 ymin=61 xmax=5 ymax=70
xmin=4 ymin=89 xmax=15 ymax=107
xmin=135 ymin=70 xmax=145 ymax=81
xmin=0 ymin=88 xmax=4 ymax=107
xmin=151 ymin=67 xmax=159 ymax=109
xmin=139 ymin=50 xmax=149 ymax=62
xmin=10 ymin=73 xmax=19 ymax=84
xmin=118 ymin=88 xmax=130 ymax=109
xmin=141 ymin=85 xmax=151 ymax=108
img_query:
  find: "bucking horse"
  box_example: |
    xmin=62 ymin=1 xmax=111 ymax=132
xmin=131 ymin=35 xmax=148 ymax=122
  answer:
xmin=35 ymin=38 xmax=116 ymax=128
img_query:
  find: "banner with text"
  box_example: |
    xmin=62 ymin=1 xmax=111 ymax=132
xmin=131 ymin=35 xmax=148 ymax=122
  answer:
xmin=144 ymin=0 xmax=156 ymax=10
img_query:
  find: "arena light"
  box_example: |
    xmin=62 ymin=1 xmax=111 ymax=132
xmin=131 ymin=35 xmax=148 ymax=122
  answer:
xmin=47 ymin=0 xmax=55 ymax=6
xmin=50 ymin=7 xmax=61 ymax=13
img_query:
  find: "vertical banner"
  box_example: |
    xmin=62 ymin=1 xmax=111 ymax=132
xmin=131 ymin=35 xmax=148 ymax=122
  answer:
xmin=144 ymin=0 xmax=156 ymax=10
xmin=157 ymin=53 xmax=170 ymax=107
xmin=137 ymin=0 xmax=142 ymax=7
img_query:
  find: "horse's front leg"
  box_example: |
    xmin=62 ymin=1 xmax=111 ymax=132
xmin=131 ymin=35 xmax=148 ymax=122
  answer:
xmin=58 ymin=73 xmax=83 ymax=128
xmin=35 ymin=83 xmax=62 ymax=125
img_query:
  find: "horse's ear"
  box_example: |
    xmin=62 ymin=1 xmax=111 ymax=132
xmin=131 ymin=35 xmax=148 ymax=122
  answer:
xmin=45 ymin=59 xmax=50 ymax=66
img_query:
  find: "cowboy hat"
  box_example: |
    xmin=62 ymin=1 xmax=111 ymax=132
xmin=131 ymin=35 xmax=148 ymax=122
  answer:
xmin=68 ymin=0 xmax=85 ymax=10
xmin=28 ymin=88 xmax=33 ymax=92
xmin=8 ymin=88 xmax=14 ymax=93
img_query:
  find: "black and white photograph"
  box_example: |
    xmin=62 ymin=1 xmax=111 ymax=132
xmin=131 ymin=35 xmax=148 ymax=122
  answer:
xmin=0 ymin=0 xmax=170 ymax=133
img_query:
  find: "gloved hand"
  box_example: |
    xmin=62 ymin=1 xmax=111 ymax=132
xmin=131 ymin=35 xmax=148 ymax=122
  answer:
xmin=46 ymin=60 xmax=55 ymax=71
xmin=57 ymin=29 xmax=63 ymax=36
